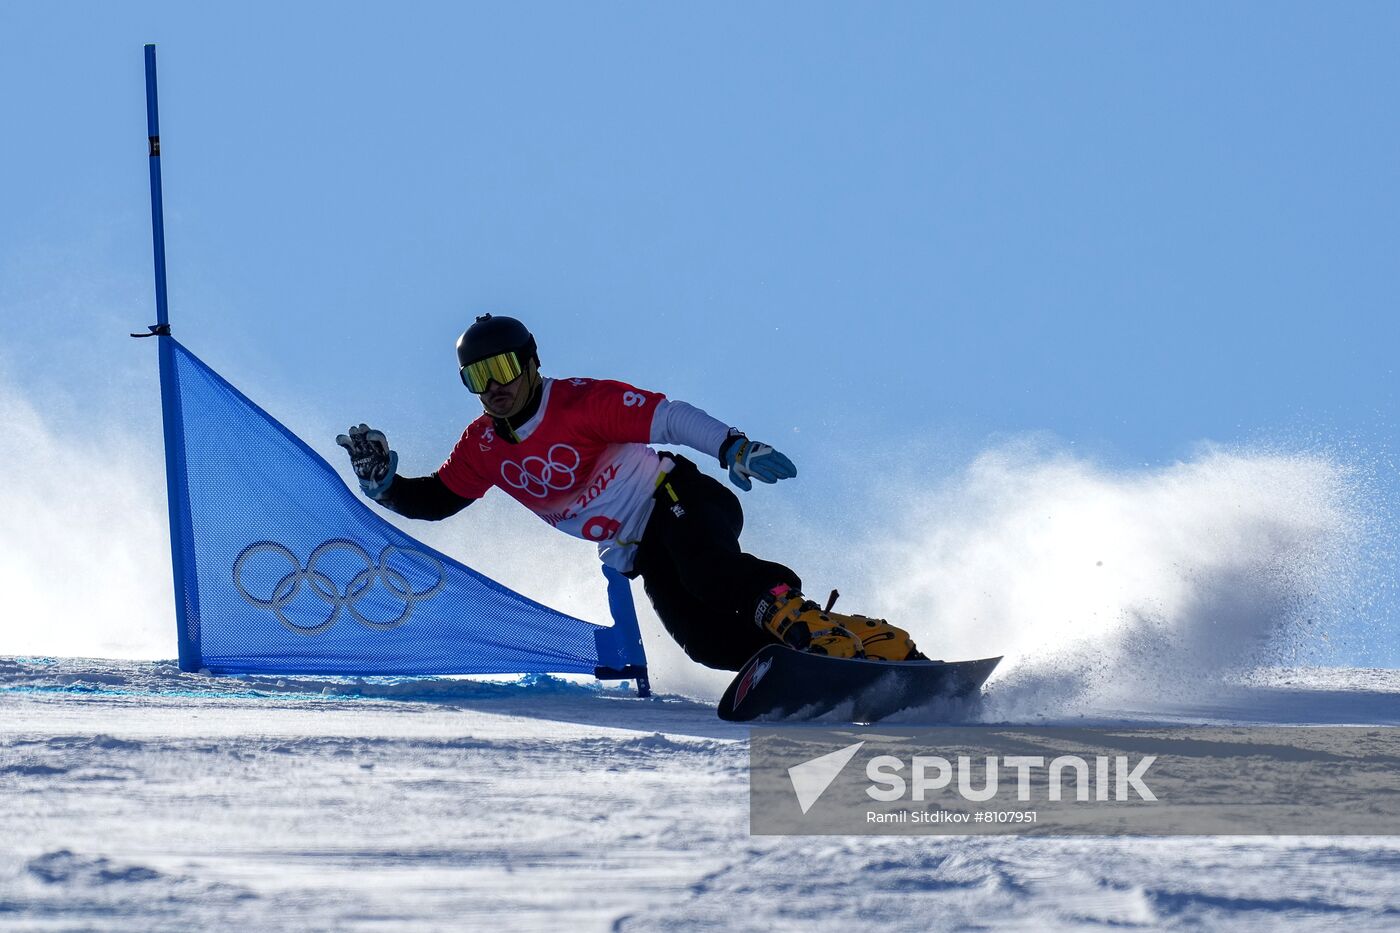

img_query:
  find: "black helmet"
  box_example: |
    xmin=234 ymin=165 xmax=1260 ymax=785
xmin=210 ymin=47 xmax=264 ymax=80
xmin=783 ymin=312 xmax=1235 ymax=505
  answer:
xmin=455 ymin=314 xmax=538 ymax=369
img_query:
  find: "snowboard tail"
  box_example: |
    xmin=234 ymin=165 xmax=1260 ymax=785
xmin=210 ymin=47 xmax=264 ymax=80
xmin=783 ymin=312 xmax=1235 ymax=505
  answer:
xmin=717 ymin=644 xmax=1001 ymax=723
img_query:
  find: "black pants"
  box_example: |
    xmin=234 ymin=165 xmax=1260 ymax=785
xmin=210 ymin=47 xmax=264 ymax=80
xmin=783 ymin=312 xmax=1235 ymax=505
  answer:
xmin=630 ymin=456 xmax=800 ymax=671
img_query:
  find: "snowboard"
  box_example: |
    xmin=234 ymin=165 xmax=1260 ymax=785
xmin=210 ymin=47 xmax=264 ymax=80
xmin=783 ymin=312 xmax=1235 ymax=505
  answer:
xmin=717 ymin=644 xmax=1001 ymax=723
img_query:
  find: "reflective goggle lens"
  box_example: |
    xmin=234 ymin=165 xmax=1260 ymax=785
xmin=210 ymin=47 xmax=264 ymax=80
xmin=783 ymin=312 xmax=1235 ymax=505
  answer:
xmin=460 ymin=351 xmax=524 ymax=393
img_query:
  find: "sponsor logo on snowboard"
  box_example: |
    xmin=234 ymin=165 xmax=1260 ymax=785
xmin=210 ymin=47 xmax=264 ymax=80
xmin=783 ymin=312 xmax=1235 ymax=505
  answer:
xmin=734 ymin=656 xmax=773 ymax=709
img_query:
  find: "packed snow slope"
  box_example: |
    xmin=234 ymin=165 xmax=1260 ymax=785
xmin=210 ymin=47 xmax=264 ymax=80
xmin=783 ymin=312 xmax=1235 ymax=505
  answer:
xmin=4 ymin=657 xmax=1400 ymax=932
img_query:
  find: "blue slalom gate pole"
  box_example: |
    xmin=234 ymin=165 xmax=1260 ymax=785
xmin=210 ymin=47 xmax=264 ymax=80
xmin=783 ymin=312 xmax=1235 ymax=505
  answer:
xmin=600 ymin=566 xmax=651 ymax=697
xmin=145 ymin=45 xmax=170 ymax=331
xmin=142 ymin=44 xmax=201 ymax=670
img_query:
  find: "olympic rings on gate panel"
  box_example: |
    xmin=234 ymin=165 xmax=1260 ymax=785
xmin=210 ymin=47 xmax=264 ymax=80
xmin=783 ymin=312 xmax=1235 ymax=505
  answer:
xmin=232 ymin=539 xmax=446 ymax=637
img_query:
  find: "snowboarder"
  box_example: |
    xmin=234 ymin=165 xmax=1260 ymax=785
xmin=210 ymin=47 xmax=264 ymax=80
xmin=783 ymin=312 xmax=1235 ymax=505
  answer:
xmin=337 ymin=314 xmax=923 ymax=671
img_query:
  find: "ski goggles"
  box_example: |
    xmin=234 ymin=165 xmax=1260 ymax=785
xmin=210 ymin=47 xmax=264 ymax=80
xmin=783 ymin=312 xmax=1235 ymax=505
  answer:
xmin=460 ymin=351 xmax=525 ymax=393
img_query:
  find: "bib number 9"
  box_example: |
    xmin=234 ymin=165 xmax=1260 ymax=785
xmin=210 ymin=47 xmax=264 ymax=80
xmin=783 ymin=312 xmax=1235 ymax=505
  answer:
xmin=582 ymin=516 xmax=622 ymax=541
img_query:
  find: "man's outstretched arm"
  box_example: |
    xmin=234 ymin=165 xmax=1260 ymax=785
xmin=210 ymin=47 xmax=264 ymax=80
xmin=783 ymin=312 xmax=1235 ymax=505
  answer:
xmin=376 ymin=473 xmax=474 ymax=520
xmin=649 ymin=399 xmax=797 ymax=491
xmin=336 ymin=424 xmax=474 ymax=520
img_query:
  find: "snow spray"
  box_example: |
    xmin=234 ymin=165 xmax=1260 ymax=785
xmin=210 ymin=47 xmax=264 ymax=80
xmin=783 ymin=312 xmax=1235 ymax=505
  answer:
xmin=845 ymin=439 xmax=1386 ymax=718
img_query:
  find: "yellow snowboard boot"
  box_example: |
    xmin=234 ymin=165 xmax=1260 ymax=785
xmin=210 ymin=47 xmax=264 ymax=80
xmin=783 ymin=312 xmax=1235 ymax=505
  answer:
xmin=756 ymin=584 xmax=863 ymax=658
xmin=757 ymin=585 xmax=926 ymax=661
xmin=837 ymin=609 xmax=926 ymax=661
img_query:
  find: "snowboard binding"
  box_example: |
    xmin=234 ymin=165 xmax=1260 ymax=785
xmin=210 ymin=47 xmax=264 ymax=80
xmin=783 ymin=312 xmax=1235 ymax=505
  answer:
xmin=756 ymin=584 xmax=926 ymax=661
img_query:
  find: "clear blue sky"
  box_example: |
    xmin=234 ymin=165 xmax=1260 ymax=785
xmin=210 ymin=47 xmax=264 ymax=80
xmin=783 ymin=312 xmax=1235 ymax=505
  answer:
xmin=2 ymin=3 xmax=1396 ymax=662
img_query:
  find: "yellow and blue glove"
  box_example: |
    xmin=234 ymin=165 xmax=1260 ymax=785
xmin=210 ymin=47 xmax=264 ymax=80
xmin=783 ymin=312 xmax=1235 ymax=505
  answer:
xmin=719 ymin=431 xmax=797 ymax=492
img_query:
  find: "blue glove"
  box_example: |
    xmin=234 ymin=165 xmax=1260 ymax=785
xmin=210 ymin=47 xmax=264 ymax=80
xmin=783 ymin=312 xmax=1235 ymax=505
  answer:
xmin=336 ymin=423 xmax=398 ymax=499
xmin=719 ymin=432 xmax=797 ymax=491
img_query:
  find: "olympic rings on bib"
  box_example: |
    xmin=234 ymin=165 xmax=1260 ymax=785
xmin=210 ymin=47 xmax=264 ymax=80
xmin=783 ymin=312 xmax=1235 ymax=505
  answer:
xmin=500 ymin=444 xmax=581 ymax=499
